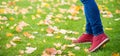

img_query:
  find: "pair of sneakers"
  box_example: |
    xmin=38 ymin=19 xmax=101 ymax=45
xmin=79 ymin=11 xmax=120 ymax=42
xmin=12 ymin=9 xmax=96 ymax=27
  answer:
xmin=73 ymin=33 xmax=109 ymax=52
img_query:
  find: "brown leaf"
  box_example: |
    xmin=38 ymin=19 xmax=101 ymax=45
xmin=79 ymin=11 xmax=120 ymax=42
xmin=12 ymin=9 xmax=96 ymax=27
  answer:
xmin=45 ymin=48 xmax=57 ymax=55
xmin=46 ymin=27 xmax=54 ymax=34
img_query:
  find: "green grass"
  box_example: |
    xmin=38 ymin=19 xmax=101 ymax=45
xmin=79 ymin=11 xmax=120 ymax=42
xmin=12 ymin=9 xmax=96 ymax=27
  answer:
xmin=0 ymin=0 xmax=120 ymax=56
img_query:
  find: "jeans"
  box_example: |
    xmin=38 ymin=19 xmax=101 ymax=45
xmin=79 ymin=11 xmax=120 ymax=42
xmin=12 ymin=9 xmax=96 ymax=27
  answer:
xmin=81 ymin=0 xmax=104 ymax=36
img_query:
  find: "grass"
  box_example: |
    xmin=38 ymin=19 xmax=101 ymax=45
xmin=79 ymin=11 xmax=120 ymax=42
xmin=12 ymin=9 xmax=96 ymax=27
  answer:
xmin=0 ymin=0 xmax=120 ymax=56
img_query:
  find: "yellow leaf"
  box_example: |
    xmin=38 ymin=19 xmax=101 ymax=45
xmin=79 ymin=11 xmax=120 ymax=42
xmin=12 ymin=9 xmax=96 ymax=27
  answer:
xmin=9 ymin=17 xmax=14 ymax=21
xmin=112 ymin=53 xmax=120 ymax=56
xmin=6 ymin=33 xmax=13 ymax=37
xmin=105 ymin=28 xmax=113 ymax=30
xmin=55 ymin=36 xmax=61 ymax=39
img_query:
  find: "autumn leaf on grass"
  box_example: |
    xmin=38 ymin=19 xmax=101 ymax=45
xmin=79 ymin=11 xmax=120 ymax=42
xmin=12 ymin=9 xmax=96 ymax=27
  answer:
xmin=6 ymin=32 xmax=14 ymax=37
xmin=16 ymin=26 xmax=22 ymax=32
xmin=42 ymin=48 xmax=57 ymax=56
xmin=57 ymin=50 xmax=62 ymax=55
xmin=112 ymin=52 xmax=120 ymax=56
xmin=19 ymin=8 xmax=29 ymax=14
xmin=9 ymin=17 xmax=14 ymax=21
xmin=74 ymin=46 xmax=80 ymax=50
xmin=16 ymin=21 xmax=29 ymax=32
xmin=53 ymin=43 xmax=62 ymax=48
xmin=102 ymin=11 xmax=113 ymax=18
xmin=8 ymin=1 xmax=16 ymax=6
xmin=66 ymin=44 xmax=76 ymax=48
xmin=84 ymin=48 xmax=90 ymax=53
xmin=0 ymin=16 xmax=8 ymax=20
xmin=115 ymin=9 xmax=120 ymax=14
xmin=10 ymin=41 xmax=17 ymax=47
xmin=64 ymin=35 xmax=77 ymax=41
xmin=46 ymin=27 xmax=54 ymax=34
xmin=0 ymin=8 xmax=5 ymax=14
xmin=6 ymin=43 xmax=12 ymax=49
xmin=25 ymin=47 xmax=37 ymax=54
xmin=23 ymin=32 xmax=35 ymax=39
xmin=68 ymin=4 xmax=81 ymax=16
xmin=105 ymin=28 xmax=113 ymax=31
xmin=12 ymin=36 xmax=21 ymax=42
xmin=68 ymin=51 xmax=75 ymax=56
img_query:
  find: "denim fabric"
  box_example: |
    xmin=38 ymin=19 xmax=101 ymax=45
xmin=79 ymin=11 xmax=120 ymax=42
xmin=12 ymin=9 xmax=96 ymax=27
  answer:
xmin=81 ymin=0 xmax=104 ymax=36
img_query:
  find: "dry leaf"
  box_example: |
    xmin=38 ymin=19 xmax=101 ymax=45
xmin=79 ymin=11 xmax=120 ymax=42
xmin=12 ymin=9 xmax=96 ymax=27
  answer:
xmin=44 ymin=48 xmax=57 ymax=55
xmin=105 ymin=28 xmax=113 ymax=30
xmin=68 ymin=51 xmax=75 ymax=56
xmin=6 ymin=33 xmax=13 ymax=37
xmin=66 ymin=44 xmax=76 ymax=48
xmin=12 ymin=36 xmax=21 ymax=42
xmin=10 ymin=41 xmax=16 ymax=46
xmin=57 ymin=50 xmax=62 ymax=55
xmin=74 ymin=46 xmax=80 ymax=50
xmin=112 ymin=52 xmax=120 ymax=56
xmin=6 ymin=43 xmax=12 ymax=49
xmin=25 ymin=47 xmax=37 ymax=54
xmin=9 ymin=17 xmax=14 ymax=21
xmin=53 ymin=43 xmax=62 ymax=48
xmin=46 ymin=27 xmax=54 ymax=34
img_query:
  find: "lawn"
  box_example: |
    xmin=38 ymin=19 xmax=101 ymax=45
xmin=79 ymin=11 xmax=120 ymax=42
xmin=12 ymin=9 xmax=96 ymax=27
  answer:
xmin=0 ymin=0 xmax=120 ymax=56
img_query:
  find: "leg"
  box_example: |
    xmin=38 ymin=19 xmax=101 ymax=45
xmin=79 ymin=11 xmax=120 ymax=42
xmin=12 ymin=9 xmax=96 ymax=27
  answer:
xmin=81 ymin=0 xmax=109 ymax=52
xmin=81 ymin=0 xmax=104 ymax=36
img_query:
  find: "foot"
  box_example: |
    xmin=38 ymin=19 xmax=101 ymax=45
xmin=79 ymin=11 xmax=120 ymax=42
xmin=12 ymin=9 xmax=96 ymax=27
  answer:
xmin=72 ymin=33 xmax=93 ymax=43
xmin=89 ymin=33 xmax=109 ymax=52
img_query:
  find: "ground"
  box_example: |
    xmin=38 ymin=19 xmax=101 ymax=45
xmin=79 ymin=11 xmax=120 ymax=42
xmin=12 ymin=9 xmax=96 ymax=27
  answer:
xmin=0 ymin=0 xmax=120 ymax=56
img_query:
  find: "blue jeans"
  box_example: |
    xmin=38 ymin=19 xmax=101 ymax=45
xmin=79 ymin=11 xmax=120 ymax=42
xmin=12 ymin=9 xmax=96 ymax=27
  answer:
xmin=81 ymin=0 xmax=104 ymax=36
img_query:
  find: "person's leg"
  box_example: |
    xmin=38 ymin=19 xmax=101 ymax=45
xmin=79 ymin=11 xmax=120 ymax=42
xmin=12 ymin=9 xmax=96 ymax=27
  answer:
xmin=81 ymin=0 xmax=109 ymax=52
xmin=81 ymin=0 xmax=103 ymax=36
xmin=85 ymin=15 xmax=93 ymax=34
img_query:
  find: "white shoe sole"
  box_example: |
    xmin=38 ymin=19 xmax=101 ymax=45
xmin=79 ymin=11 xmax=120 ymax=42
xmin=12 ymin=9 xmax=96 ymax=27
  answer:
xmin=90 ymin=38 xmax=109 ymax=52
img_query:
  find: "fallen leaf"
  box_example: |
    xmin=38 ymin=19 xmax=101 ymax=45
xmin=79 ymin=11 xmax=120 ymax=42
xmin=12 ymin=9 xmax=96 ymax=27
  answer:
xmin=25 ymin=47 xmax=37 ymax=54
xmin=74 ymin=46 xmax=80 ymax=50
xmin=57 ymin=50 xmax=62 ymax=55
xmin=53 ymin=43 xmax=62 ymax=48
xmin=112 ymin=52 xmax=120 ymax=56
xmin=6 ymin=32 xmax=13 ymax=37
xmin=12 ymin=36 xmax=21 ymax=42
xmin=68 ymin=51 xmax=75 ymax=56
xmin=44 ymin=48 xmax=57 ymax=55
xmin=9 ymin=17 xmax=14 ymax=21
xmin=6 ymin=43 xmax=12 ymax=49
xmin=105 ymin=28 xmax=113 ymax=30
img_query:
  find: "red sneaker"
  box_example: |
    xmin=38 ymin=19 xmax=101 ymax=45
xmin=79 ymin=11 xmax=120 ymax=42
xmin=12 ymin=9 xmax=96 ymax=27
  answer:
xmin=89 ymin=33 xmax=109 ymax=52
xmin=72 ymin=33 xmax=93 ymax=43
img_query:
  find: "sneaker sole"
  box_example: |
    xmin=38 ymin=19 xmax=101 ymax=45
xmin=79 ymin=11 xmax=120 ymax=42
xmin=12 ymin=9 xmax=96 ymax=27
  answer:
xmin=89 ymin=38 xmax=109 ymax=52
